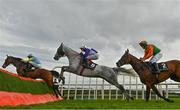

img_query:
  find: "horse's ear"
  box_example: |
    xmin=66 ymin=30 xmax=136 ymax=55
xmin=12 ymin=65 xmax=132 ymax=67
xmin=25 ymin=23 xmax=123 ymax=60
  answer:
xmin=60 ymin=42 xmax=64 ymax=47
xmin=126 ymin=49 xmax=129 ymax=53
xmin=6 ymin=55 xmax=9 ymax=57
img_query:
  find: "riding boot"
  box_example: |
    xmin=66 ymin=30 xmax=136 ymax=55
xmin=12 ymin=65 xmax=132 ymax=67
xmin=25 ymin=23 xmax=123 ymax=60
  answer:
xmin=82 ymin=58 xmax=90 ymax=68
xmin=153 ymin=63 xmax=160 ymax=74
xmin=25 ymin=63 xmax=33 ymax=72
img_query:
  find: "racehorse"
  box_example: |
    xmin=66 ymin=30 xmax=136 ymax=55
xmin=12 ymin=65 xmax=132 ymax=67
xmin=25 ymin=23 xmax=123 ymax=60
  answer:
xmin=53 ymin=43 xmax=134 ymax=100
xmin=2 ymin=55 xmax=62 ymax=98
xmin=116 ymin=49 xmax=180 ymax=102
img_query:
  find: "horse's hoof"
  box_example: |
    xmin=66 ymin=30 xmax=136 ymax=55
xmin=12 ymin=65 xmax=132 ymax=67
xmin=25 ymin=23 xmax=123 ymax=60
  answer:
xmin=125 ymin=96 xmax=133 ymax=102
xmin=166 ymin=98 xmax=174 ymax=103
xmin=130 ymin=96 xmax=134 ymax=100
xmin=169 ymin=100 xmax=174 ymax=103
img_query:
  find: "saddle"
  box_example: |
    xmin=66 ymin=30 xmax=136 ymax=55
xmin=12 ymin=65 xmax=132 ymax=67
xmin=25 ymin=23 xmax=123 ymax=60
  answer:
xmin=80 ymin=57 xmax=97 ymax=70
xmin=145 ymin=62 xmax=168 ymax=73
xmin=24 ymin=62 xmax=38 ymax=73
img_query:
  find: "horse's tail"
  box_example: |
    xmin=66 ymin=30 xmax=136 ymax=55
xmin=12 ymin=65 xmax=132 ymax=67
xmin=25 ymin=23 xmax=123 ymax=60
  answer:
xmin=113 ymin=67 xmax=137 ymax=76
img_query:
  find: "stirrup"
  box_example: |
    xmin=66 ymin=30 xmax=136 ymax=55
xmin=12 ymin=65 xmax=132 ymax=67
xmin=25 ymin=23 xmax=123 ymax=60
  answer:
xmin=156 ymin=74 xmax=159 ymax=82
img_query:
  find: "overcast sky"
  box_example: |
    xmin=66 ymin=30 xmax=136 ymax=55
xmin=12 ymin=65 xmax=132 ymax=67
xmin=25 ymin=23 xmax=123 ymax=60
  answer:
xmin=1 ymin=0 xmax=180 ymax=73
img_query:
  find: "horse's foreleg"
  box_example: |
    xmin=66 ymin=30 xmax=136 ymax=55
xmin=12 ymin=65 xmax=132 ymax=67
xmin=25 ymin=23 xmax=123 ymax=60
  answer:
xmin=152 ymin=85 xmax=174 ymax=102
xmin=52 ymin=86 xmax=59 ymax=98
xmin=146 ymin=85 xmax=151 ymax=102
xmin=56 ymin=86 xmax=62 ymax=97
xmin=60 ymin=66 xmax=69 ymax=85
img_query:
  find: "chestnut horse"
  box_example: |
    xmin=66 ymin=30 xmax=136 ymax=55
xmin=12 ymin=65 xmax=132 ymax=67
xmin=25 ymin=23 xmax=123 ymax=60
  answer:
xmin=2 ymin=55 xmax=62 ymax=98
xmin=116 ymin=49 xmax=180 ymax=102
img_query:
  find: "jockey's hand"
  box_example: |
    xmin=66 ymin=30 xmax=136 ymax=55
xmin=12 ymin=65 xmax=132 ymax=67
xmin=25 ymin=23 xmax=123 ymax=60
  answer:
xmin=80 ymin=52 xmax=83 ymax=56
xmin=140 ymin=57 xmax=144 ymax=61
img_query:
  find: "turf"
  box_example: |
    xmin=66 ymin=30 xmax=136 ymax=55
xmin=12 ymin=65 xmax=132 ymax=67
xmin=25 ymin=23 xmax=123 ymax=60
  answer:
xmin=2 ymin=99 xmax=180 ymax=109
xmin=0 ymin=71 xmax=53 ymax=94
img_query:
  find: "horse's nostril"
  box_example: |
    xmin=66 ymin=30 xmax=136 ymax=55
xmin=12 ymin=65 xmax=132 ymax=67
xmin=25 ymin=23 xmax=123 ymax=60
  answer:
xmin=54 ymin=57 xmax=58 ymax=60
xmin=2 ymin=65 xmax=5 ymax=68
xmin=116 ymin=62 xmax=120 ymax=67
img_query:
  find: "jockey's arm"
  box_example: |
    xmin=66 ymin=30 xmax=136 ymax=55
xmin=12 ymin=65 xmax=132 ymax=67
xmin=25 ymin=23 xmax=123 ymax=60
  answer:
xmin=83 ymin=48 xmax=90 ymax=58
xmin=22 ymin=58 xmax=30 ymax=62
xmin=22 ymin=57 xmax=33 ymax=63
xmin=142 ymin=45 xmax=154 ymax=60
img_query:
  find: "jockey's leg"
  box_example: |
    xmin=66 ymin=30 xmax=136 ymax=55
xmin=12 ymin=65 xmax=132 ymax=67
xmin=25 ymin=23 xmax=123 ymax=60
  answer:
xmin=24 ymin=62 xmax=33 ymax=72
xmin=87 ymin=53 xmax=99 ymax=60
xmin=149 ymin=53 xmax=163 ymax=63
xmin=150 ymin=53 xmax=163 ymax=73
xmin=30 ymin=62 xmax=41 ymax=69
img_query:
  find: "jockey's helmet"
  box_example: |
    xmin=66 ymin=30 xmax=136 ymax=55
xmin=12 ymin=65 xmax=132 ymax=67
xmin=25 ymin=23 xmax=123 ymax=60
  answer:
xmin=28 ymin=54 xmax=33 ymax=58
xmin=80 ymin=45 xmax=87 ymax=50
xmin=139 ymin=41 xmax=148 ymax=49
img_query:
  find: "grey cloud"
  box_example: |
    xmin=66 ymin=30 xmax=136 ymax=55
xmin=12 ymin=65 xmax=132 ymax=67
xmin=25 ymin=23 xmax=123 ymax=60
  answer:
xmin=1 ymin=0 xmax=180 ymax=69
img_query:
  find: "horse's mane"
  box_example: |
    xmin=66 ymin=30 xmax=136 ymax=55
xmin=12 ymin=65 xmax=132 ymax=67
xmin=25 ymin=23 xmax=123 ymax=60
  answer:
xmin=9 ymin=56 xmax=23 ymax=62
xmin=63 ymin=44 xmax=80 ymax=55
xmin=128 ymin=53 xmax=150 ymax=69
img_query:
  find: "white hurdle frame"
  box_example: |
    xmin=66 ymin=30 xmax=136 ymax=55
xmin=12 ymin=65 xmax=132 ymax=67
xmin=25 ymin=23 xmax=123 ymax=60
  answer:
xmin=59 ymin=72 xmax=180 ymax=100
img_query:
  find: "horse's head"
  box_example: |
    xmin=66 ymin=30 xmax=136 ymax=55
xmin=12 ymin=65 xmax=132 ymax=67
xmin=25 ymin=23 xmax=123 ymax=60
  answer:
xmin=116 ymin=49 xmax=131 ymax=67
xmin=2 ymin=55 xmax=12 ymax=68
xmin=54 ymin=43 xmax=65 ymax=61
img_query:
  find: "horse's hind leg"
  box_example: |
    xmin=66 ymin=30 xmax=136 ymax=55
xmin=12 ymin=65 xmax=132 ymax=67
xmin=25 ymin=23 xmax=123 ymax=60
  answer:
xmin=113 ymin=82 xmax=133 ymax=101
xmin=152 ymin=85 xmax=174 ymax=102
xmin=170 ymin=74 xmax=180 ymax=82
xmin=102 ymin=75 xmax=133 ymax=101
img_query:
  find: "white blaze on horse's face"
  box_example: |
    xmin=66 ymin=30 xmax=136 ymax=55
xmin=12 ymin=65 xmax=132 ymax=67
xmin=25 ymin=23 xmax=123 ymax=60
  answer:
xmin=54 ymin=43 xmax=65 ymax=61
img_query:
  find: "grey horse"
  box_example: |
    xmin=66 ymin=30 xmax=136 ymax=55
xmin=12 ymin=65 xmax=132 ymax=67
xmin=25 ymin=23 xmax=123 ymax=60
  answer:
xmin=53 ymin=43 xmax=133 ymax=100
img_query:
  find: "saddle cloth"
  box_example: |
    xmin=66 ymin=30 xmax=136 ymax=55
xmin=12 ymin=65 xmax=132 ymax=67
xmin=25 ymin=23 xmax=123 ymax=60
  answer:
xmin=84 ymin=60 xmax=97 ymax=70
xmin=145 ymin=62 xmax=168 ymax=73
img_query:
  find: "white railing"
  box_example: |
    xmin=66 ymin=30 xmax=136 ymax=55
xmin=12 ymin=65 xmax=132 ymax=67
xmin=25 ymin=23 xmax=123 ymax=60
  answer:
xmin=58 ymin=72 xmax=180 ymax=100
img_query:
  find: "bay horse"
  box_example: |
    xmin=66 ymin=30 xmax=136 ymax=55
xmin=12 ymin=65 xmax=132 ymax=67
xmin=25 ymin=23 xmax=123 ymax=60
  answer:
xmin=53 ymin=43 xmax=134 ymax=100
xmin=2 ymin=55 xmax=62 ymax=98
xmin=116 ymin=49 xmax=180 ymax=102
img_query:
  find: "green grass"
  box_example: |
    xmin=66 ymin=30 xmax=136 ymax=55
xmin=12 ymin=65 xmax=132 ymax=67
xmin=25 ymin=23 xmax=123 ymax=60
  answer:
xmin=2 ymin=99 xmax=180 ymax=109
xmin=1 ymin=70 xmax=180 ymax=109
xmin=0 ymin=71 xmax=53 ymax=94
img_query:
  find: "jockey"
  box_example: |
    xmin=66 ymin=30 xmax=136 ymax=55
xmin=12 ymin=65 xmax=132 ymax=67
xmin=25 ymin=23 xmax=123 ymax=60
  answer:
xmin=22 ymin=54 xmax=41 ymax=70
xmin=80 ymin=45 xmax=99 ymax=68
xmin=139 ymin=41 xmax=162 ymax=73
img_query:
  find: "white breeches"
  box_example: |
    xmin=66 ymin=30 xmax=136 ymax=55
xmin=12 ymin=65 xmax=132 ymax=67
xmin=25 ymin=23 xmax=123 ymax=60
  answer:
xmin=30 ymin=62 xmax=41 ymax=68
xmin=86 ymin=53 xmax=99 ymax=60
xmin=149 ymin=53 xmax=163 ymax=63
